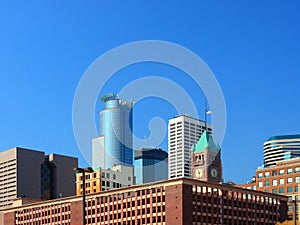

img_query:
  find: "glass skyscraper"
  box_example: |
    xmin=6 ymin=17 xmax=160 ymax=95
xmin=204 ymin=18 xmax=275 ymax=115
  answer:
xmin=263 ymin=134 xmax=300 ymax=167
xmin=92 ymin=93 xmax=134 ymax=169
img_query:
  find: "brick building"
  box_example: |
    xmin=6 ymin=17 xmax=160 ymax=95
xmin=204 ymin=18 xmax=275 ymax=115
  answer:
xmin=237 ymin=158 xmax=300 ymax=220
xmin=2 ymin=178 xmax=288 ymax=225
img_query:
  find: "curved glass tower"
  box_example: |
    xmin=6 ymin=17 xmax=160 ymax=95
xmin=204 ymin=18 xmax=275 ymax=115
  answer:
xmin=92 ymin=94 xmax=133 ymax=169
xmin=264 ymin=134 xmax=300 ymax=167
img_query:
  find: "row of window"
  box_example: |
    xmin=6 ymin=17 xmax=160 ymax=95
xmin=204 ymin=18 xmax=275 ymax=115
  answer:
xmin=264 ymin=186 xmax=299 ymax=194
xmin=258 ymin=176 xmax=300 ymax=187
xmin=258 ymin=167 xmax=300 ymax=178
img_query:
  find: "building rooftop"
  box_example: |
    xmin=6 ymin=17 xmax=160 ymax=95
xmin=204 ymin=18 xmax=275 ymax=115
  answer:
xmin=267 ymin=134 xmax=300 ymax=142
xmin=100 ymin=93 xmax=117 ymax=102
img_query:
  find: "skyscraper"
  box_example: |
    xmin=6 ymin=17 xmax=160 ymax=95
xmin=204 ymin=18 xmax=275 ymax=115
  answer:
xmin=168 ymin=115 xmax=212 ymax=179
xmin=134 ymin=148 xmax=168 ymax=184
xmin=92 ymin=93 xmax=134 ymax=169
xmin=264 ymin=134 xmax=300 ymax=167
xmin=0 ymin=147 xmax=78 ymax=210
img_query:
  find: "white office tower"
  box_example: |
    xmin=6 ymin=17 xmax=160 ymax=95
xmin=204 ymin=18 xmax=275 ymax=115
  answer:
xmin=168 ymin=115 xmax=212 ymax=179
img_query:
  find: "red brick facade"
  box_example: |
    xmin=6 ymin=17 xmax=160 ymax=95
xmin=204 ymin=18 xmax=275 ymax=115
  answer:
xmin=2 ymin=178 xmax=288 ymax=225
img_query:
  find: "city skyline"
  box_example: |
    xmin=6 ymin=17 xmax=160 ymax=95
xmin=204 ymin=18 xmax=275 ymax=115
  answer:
xmin=1 ymin=1 xmax=300 ymax=184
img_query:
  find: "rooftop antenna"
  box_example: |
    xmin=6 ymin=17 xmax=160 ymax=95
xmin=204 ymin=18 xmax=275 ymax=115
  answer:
xmin=204 ymin=97 xmax=212 ymax=132
xmin=204 ymin=97 xmax=207 ymax=131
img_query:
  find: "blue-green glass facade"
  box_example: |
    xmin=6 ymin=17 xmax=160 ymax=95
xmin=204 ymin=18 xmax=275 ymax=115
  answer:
xmin=93 ymin=94 xmax=133 ymax=169
xmin=134 ymin=148 xmax=168 ymax=184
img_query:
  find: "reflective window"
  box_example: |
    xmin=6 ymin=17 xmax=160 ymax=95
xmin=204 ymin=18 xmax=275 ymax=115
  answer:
xmin=272 ymin=180 xmax=278 ymax=186
xmin=279 ymin=178 xmax=284 ymax=185
xmin=264 ymin=172 xmax=270 ymax=178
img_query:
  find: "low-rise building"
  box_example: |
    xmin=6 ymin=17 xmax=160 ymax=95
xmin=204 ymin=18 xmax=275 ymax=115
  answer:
xmin=76 ymin=164 xmax=135 ymax=195
xmin=2 ymin=178 xmax=288 ymax=225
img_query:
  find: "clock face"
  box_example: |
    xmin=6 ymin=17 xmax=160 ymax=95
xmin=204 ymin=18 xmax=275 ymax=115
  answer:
xmin=211 ymin=168 xmax=218 ymax=178
xmin=195 ymin=168 xmax=204 ymax=178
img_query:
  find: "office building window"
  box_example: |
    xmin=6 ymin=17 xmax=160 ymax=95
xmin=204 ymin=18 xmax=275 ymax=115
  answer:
xmin=279 ymin=169 xmax=284 ymax=175
xmin=287 ymin=168 xmax=292 ymax=174
xmin=272 ymin=180 xmax=278 ymax=186
xmin=287 ymin=177 xmax=293 ymax=184
xmin=253 ymin=186 xmax=256 ymax=190
xmin=279 ymin=178 xmax=284 ymax=185
xmin=258 ymin=173 xmax=263 ymax=178
xmin=264 ymin=181 xmax=270 ymax=187
xmin=295 ymin=167 xmax=300 ymax=173
xmin=279 ymin=188 xmax=284 ymax=194
xmin=272 ymin=189 xmax=277 ymax=194
xmin=295 ymin=177 xmax=300 ymax=183
xmin=295 ymin=186 xmax=298 ymax=192
xmin=264 ymin=172 xmax=270 ymax=178
xmin=287 ymin=187 xmax=293 ymax=193
xmin=272 ymin=170 xmax=277 ymax=176
xmin=258 ymin=182 xmax=263 ymax=188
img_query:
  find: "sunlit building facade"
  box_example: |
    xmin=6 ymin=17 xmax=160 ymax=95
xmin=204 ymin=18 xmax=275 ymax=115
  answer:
xmin=75 ymin=164 xmax=135 ymax=195
xmin=168 ymin=115 xmax=212 ymax=179
xmin=2 ymin=178 xmax=288 ymax=225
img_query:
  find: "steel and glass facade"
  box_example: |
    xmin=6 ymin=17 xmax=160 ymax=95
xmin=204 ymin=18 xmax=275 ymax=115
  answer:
xmin=264 ymin=134 xmax=300 ymax=167
xmin=134 ymin=148 xmax=168 ymax=184
xmin=93 ymin=94 xmax=134 ymax=169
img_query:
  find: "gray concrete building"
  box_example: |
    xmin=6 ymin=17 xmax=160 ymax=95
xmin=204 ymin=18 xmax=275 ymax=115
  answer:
xmin=0 ymin=147 xmax=78 ymax=210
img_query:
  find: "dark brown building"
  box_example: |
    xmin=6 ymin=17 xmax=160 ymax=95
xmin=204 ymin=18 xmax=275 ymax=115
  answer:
xmin=2 ymin=178 xmax=288 ymax=225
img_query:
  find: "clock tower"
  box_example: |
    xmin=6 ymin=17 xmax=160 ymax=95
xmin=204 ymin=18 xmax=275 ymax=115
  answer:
xmin=191 ymin=131 xmax=222 ymax=183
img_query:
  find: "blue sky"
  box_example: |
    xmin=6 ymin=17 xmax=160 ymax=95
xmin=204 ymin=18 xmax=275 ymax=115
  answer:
xmin=1 ymin=1 xmax=300 ymax=184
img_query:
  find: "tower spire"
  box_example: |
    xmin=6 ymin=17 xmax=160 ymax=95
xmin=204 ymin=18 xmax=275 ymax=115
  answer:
xmin=204 ymin=97 xmax=207 ymax=131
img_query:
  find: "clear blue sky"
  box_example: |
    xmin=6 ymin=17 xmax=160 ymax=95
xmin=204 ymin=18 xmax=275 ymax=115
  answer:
xmin=1 ymin=1 xmax=300 ymax=184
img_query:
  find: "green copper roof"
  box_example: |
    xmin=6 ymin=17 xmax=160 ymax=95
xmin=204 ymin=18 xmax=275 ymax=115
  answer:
xmin=193 ymin=130 xmax=220 ymax=153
